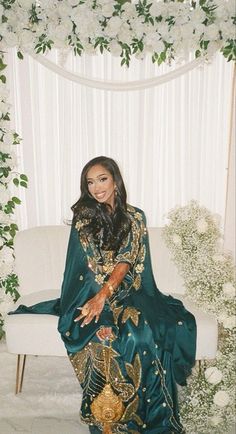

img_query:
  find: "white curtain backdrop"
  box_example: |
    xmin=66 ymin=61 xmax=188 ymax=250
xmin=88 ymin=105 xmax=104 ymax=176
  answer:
xmin=6 ymin=49 xmax=234 ymax=230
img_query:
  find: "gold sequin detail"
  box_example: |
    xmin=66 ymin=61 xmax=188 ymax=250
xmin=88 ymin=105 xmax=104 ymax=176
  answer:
xmin=122 ymin=307 xmax=140 ymax=327
xmin=95 ymin=273 xmax=105 ymax=285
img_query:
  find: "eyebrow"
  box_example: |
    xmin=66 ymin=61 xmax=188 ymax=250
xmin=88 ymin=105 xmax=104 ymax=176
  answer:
xmin=87 ymin=173 xmax=108 ymax=180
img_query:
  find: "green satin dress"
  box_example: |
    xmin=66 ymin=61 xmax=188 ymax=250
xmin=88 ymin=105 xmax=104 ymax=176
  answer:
xmin=10 ymin=205 xmax=196 ymax=434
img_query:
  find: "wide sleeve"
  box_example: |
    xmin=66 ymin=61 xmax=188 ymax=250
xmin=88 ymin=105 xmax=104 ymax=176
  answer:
xmin=115 ymin=209 xmax=146 ymax=268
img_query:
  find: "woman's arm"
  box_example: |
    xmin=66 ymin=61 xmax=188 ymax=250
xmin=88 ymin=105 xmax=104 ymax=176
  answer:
xmin=74 ymin=262 xmax=130 ymax=327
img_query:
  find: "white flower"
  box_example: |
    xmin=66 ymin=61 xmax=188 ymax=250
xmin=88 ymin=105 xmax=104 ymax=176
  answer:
xmin=190 ymin=397 xmax=199 ymax=407
xmin=204 ymin=24 xmax=220 ymax=41
xmin=0 ymin=246 xmax=14 ymax=264
xmin=3 ymin=32 xmax=18 ymax=48
xmin=0 ymin=262 xmax=13 ymax=280
xmin=18 ymin=0 xmax=34 ymax=9
xmin=149 ymin=2 xmax=161 ymax=17
xmin=172 ymin=234 xmax=182 ymax=246
xmin=105 ymin=16 xmax=122 ymax=37
xmin=222 ymin=282 xmax=235 ymax=298
xmin=213 ymin=390 xmax=230 ymax=407
xmin=0 ymin=210 xmax=12 ymax=225
xmin=19 ymin=30 xmax=34 ymax=47
xmin=109 ymin=40 xmax=122 ymax=57
xmin=118 ymin=25 xmax=133 ymax=45
xmin=68 ymin=0 xmax=80 ymax=6
xmin=0 ymin=143 xmax=11 ymax=154
xmin=212 ymin=254 xmax=225 ymax=262
xmin=180 ymin=23 xmax=194 ymax=40
xmin=101 ymin=2 xmax=114 ymax=18
xmin=0 ymin=101 xmax=11 ymax=116
xmin=205 ymin=367 xmax=223 ymax=385
xmin=196 ymin=218 xmax=208 ymax=234
xmin=209 ymin=415 xmax=223 ymax=427
xmin=0 ymin=186 xmax=10 ymax=204
xmin=57 ymin=2 xmax=72 ymax=18
xmin=0 ymin=291 xmax=14 ymax=319
xmin=122 ymin=2 xmax=136 ymax=20
xmin=0 ymin=85 xmax=10 ymax=100
xmin=144 ymin=32 xmax=165 ymax=53
xmin=222 ymin=316 xmax=235 ymax=330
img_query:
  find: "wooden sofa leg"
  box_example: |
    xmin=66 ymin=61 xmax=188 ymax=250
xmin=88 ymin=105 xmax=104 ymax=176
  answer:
xmin=16 ymin=354 xmax=27 ymax=394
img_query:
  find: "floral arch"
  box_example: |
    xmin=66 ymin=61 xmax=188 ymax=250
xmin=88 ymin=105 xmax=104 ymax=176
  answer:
xmin=0 ymin=1 xmax=235 ymax=433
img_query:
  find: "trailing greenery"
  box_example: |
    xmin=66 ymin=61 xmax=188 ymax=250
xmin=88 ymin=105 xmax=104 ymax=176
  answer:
xmin=0 ymin=50 xmax=28 ymax=338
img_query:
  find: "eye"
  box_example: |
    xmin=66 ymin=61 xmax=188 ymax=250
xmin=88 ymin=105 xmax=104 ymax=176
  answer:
xmin=100 ymin=177 xmax=108 ymax=182
xmin=87 ymin=180 xmax=93 ymax=186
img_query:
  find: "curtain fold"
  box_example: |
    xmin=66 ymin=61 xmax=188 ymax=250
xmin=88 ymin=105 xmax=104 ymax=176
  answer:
xmin=6 ymin=49 xmax=234 ymax=229
xmin=28 ymin=51 xmax=203 ymax=91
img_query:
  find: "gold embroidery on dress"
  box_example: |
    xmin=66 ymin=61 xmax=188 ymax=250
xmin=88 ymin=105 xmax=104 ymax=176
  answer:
xmin=111 ymin=305 xmax=123 ymax=325
xmin=76 ymin=206 xmax=147 ymax=299
xmin=120 ymin=394 xmax=139 ymax=422
xmin=154 ymin=356 xmax=185 ymax=432
xmin=91 ymin=339 xmax=125 ymax=434
xmin=133 ymin=275 xmax=141 ymax=290
xmin=134 ymin=211 xmax=143 ymax=221
xmin=75 ymin=219 xmax=90 ymax=231
xmin=70 ymin=343 xmax=143 ymax=431
xmin=121 ymin=307 xmax=140 ymax=327
xmin=125 ymin=354 xmax=142 ymax=392
xmin=95 ymin=273 xmax=105 ymax=285
xmin=134 ymin=263 xmax=144 ymax=274
xmin=120 ymin=353 xmax=143 ymax=426
xmin=70 ymin=342 xmax=135 ymax=402
xmin=115 ymin=217 xmax=140 ymax=266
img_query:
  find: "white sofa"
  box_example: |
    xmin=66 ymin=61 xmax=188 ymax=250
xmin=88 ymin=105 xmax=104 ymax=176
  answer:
xmin=5 ymin=225 xmax=218 ymax=392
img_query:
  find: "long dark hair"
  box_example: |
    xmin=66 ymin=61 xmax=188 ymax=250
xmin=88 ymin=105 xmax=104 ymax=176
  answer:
xmin=72 ymin=156 xmax=131 ymax=251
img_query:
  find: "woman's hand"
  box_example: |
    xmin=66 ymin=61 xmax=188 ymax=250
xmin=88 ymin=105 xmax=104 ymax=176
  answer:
xmin=96 ymin=326 xmax=113 ymax=341
xmin=74 ymin=286 xmax=110 ymax=327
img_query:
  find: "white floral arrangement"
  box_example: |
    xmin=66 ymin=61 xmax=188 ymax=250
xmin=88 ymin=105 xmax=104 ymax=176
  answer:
xmin=0 ymin=53 xmax=28 ymax=338
xmin=0 ymin=0 xmax=235 ymax=66
xmin=163 ymin=201 xmax=235 ymax=433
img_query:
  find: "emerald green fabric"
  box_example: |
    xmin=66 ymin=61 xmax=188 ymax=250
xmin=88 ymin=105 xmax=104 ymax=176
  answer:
xmin=10 ymin=206 xmax=196 ymax=433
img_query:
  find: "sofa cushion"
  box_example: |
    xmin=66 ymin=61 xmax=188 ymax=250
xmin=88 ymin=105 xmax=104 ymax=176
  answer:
xmin=6 ymin=290 xmax=217 ymax=360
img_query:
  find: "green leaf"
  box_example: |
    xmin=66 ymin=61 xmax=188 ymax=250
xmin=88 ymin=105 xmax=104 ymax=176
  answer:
xmin=17 ymin=51 xmax=24 ymax=60
xmin=13 ymin=178 xmax=20 ymax=186
xmin=12 ymin=196 xmax=21 ymax=205
xmin=0 ymin=75 xmax=6 ymax=84
xmin=20 ymin=174 xmax=28 ymax=181
xmin=0 ymin=58 xmax=7 ymax=72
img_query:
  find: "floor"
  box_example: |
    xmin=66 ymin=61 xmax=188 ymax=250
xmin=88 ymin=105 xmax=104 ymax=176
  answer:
xmin=0 ymin=417 xmax=89 ymax=434
xmin=0 ymin=342 xmax=235 ymax=434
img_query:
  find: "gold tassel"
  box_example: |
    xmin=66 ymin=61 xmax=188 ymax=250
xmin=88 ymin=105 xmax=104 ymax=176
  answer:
xmin=103 ymin=422 xmax=112 ymax=434
xmin=91 ymin=338 xmax=125 ymax=434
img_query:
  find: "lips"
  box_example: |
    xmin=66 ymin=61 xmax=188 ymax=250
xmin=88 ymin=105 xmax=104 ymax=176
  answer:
xmin=95 ymin=192 xmax=106 ymax=200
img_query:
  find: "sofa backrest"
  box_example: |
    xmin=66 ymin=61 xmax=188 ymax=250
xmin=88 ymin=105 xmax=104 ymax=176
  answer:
xmin=14 ymin=225 xmax=185 ymax=296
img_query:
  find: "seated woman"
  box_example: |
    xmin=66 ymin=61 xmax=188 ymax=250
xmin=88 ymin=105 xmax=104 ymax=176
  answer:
xmin=11 ymin=156 xmax=196 ymax=434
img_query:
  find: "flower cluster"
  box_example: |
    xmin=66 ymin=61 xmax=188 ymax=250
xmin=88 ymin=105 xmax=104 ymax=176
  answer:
xmin=0 ymin=52 xmax=28 ymax=338
xmin=163 ymin=201 xmax=235 ymax=433
xmin=0 ymin=0 xmax=235 ymax=66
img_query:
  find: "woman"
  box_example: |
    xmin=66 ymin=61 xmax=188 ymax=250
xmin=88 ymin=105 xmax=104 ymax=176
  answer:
xmin=12 ymin=156 xmax=196 ymax=434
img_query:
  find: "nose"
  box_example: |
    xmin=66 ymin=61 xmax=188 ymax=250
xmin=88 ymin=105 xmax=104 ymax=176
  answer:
xmin=94 ymin=181 xmax=102 ymax=192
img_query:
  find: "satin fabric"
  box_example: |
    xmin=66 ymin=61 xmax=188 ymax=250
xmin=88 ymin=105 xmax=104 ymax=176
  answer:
xmin=10 ymin=206 xmax=196 ymax=433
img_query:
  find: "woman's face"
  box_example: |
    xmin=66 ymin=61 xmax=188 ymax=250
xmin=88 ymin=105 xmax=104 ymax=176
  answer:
xmin=86 ymin=164 xmax=116 ymax=208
